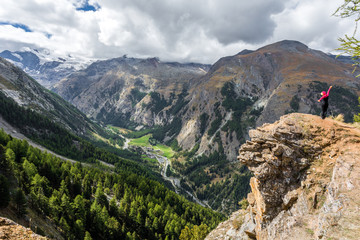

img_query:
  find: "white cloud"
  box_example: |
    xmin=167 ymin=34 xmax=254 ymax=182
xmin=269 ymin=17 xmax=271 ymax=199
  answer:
xmin=0 ymin=0 xmax=357 ymax=63
xmin=270 ymin=0 xmax=357 ymax=53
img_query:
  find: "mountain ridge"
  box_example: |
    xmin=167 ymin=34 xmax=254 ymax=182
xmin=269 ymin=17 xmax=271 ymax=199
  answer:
xmin=0 ymin=57 xmax=98 ymax=136
xmin=177 ymin=39 xmax=359 ymax=160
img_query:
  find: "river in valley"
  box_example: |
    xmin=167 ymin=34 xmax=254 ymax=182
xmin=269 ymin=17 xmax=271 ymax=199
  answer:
xmin=141 ymin=147 xmax=210 ymax=208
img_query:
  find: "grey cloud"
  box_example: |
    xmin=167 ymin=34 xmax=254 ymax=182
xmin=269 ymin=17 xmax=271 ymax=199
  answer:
xmin=202 ymin=1 xmax=285 ymax=44
xmin=0 ymin=39 xmax=37 ymax=52
xmin=101 ymin=0 xmax=285 ymax=46
xmin=0 ymin=0 xmax=354 ymax=64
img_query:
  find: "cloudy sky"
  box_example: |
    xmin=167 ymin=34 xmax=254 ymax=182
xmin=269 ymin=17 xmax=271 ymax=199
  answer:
xmin=0 ymin=0 xmax=357 ymax=64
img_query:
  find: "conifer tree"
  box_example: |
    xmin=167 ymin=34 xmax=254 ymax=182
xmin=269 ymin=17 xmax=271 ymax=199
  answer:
xmin=14 ymin=188 xmax=27 ymax=216
xmin=84 ymin=231 xmax=93 ymax=240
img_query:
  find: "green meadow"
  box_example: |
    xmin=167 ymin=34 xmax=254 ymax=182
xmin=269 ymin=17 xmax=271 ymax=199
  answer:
xmin=129 ymin=134 xmax=151 ymax=147
xmin=129 ymin=134 xmax=174 ymax=158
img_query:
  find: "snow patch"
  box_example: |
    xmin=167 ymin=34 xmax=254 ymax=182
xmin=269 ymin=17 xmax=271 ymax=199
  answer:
xmin=12 ymin=53 xmax=23 ymax=61
xmin=198 ymin=67 xmax=207 ymax=73
xmin=18 ymin=47 xmax=94 ymax=70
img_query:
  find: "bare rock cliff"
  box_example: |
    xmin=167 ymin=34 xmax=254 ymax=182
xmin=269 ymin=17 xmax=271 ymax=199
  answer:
xmin=206 ymin=113 xmax=360 ymax=239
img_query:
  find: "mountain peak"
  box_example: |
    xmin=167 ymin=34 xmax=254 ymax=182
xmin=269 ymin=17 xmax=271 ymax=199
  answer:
xmin=259 ymin=40 xmax=309 ymax=53
xmin=237 ymin=49 xmax=254 ymax=55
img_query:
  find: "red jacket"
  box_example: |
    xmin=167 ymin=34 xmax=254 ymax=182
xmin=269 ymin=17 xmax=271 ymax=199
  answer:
xmin=318 ymin=86 xmax=332 ymax=102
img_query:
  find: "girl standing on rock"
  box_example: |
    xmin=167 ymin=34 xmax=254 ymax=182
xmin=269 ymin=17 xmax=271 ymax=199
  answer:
xmin=318 ymin=85 xmax=332 ymax=119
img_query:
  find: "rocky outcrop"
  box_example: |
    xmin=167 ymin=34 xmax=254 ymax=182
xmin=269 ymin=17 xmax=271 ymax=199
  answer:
xmin=0 ymin=217 xmax=48 ymax=240
xmin=238 ymin=114 xmax=322 ymax=230
xmin=206 ymin=113 xmax=360 ymax=239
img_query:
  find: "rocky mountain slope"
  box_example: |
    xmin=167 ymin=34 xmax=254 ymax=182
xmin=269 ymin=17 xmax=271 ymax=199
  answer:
xmin=0 ymin=48 xmax=92 ymax=88
xmin=165 ymin=41 xmax=360 ymax=213
xmin=0 ymin=57 xmax=99 ymax=136
xmin=53 ymin=56 xmax=210 ymax=127
xmin=206 ymin=113 xmax=360 ymax=239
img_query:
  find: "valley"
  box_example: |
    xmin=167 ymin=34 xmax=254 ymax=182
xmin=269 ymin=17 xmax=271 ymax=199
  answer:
xmin=119 ymin=131 xmax=209 ymax=207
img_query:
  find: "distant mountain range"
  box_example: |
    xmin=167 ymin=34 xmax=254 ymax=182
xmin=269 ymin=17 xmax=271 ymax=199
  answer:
xmin=0 ymin=48 xmax=93 ymax=88
xmin=2 ymin=41 xmax=359 ymax=240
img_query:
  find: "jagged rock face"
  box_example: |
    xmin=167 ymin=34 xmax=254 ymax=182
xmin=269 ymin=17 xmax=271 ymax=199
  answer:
xmin=206 ymin=113 xmax=360 ymax=239
xmin=238 ymin=116 xmax=322 ymax=226
xmin=0 ymin=217 xmax=48 ymax=240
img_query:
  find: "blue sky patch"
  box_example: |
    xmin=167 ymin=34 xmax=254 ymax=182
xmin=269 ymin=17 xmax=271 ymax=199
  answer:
xmin=45 ymin=33 xmax=52 ymax=39
xmin=0 ymin=21 xmax=52 ymax=39
xmin=76 ymin=0 xmax=100 ymax=12
xmin=0 ymin=22 xmax=32 ymax=32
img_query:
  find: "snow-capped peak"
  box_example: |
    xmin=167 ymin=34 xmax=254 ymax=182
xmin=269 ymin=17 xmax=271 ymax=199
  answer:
xmin=0 ymin=48 xmax=95 ymax=88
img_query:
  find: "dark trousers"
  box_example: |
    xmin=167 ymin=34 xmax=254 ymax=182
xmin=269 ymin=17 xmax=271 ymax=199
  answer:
xmin=321 ymin=102 xmax=328 ymax=119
